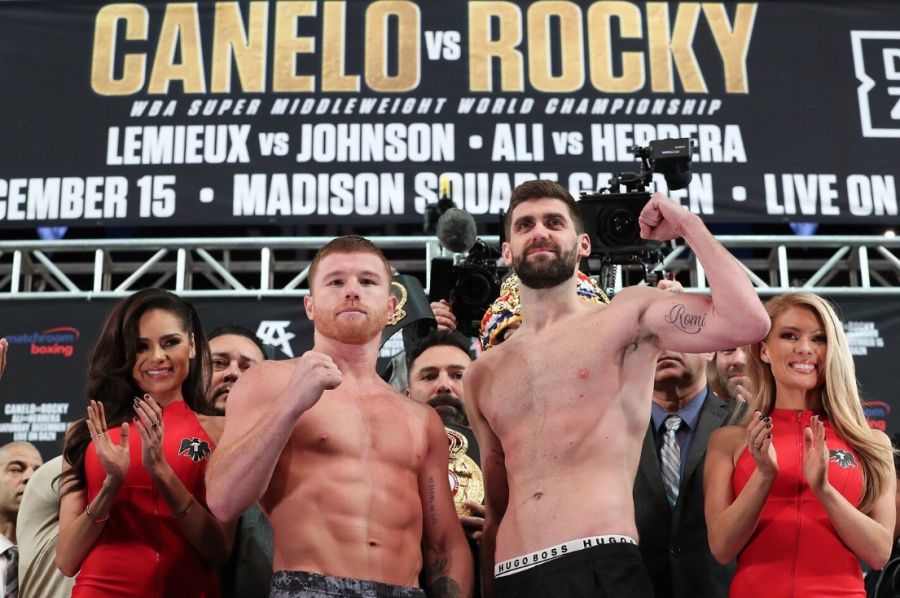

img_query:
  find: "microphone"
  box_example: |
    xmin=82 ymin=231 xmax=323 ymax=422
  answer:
xmin=436 ymin=208 xmax=477 ymax=253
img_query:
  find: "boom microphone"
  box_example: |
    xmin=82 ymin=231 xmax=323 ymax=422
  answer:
xmin=436 ymin=208 xmax=477 ymax=253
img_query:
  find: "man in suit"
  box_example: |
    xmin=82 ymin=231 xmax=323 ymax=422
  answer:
xmin=633 ymin=344 xmax=737 ymax=598
xmin=0 ymin=441 xmax=42 ymax=598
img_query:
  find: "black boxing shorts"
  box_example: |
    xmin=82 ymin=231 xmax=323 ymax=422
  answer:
xmin=493 ymin=536 xmax=653 ymax=598
xmin=269 ymin=571 xmax=427 ymax=598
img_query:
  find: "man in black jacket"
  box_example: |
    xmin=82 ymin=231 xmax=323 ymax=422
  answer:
xmin=634 ymin=345 xmax=737 ymax=598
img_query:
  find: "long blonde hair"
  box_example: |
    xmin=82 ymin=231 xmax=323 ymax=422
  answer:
xmin=744 ymin=292 xmax=891 ymax=512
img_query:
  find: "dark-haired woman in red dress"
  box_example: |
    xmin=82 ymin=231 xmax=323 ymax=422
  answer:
xmin=57 ymin=288 xmax=235 ymax=597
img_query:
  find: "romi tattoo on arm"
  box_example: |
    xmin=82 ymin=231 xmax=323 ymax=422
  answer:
xmin=425 ymin=559 xmax=462 ymax=598
xmin=664 ymin=304 xmax=707 ymax=334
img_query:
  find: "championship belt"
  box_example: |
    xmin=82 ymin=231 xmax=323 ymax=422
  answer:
xmin=445 ymin=426 xmax=484 ymax=516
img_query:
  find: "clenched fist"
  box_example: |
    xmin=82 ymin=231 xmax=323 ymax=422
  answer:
xmin=285 ymin=350 xmax=343 ymax=416
xmin=639 ymin=192 xmax=698 ymax=242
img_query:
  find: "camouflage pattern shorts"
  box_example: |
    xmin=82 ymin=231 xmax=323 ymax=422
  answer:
xmin=269 ymin=571 xmax=427 ymax=598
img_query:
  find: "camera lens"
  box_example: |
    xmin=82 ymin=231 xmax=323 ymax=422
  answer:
xmin=597 ymin=206 xmax=640 ymax=247
xmin=611 ymin=212 xmax=634 ymax=234
xmin=456 ymin=271 xmax=493 ymax=306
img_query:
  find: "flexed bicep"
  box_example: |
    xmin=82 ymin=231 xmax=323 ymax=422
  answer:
xmin=637 ymin=286 xmax=760 ymax=354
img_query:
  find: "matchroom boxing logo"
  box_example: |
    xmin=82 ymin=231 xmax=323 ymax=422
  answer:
xmin=5 ymin=327 xmax=80 ymax=357
xmin=851 ymin=31 xmax=900 ymax=138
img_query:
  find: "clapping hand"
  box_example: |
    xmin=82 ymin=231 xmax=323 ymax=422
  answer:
xmin=747 ymin=411 xmax=778 ymax=479
xmin=86 ymin=400 xmax=130 ymax=483
xmin=802 ymin=415 xmax=830 ymax=494
xmin=133 ymin=394 xmax=168 ymax=477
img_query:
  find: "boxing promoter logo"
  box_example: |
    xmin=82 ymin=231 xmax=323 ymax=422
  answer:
xmin=851 ymin=31 xmax=900 ymax=137
xmin=5 ymin=327 xmax=80 ymax=357
xmin=256 ymin=320 xmax=296 ymax=358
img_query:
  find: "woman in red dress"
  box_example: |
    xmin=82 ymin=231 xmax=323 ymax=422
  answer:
xmin=704 ymin=291 xmax=895 ymax=597
xmin=57 ymin=288 xmax=235 ymax=597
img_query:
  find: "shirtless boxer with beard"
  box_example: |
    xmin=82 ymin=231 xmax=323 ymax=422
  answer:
xmin=463 ymin=181 xmax=769 ymax=598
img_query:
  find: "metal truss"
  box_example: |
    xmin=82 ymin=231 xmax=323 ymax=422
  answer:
xmin=0 ymin=236 xmax=444 ymax=300
xmin=1 ymin=235 xmax=900 ymax=299
xmin=649 ymin=235 xmax=900 ymax=298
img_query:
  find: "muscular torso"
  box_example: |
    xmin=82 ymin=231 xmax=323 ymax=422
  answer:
xmin=479 ymin=301 xmax=659 ymax=561
xmin=260 ymin=366 xmax=432 ymax=587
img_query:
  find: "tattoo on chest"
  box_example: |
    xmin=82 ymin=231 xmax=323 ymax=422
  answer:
xmin=664 ymin=304 xmax=707 ymax=334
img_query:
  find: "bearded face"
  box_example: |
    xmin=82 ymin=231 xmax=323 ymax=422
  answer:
xmin=314 ymin=299 xmax=389 ymax=345
xmin=503 ymin=198 xmax=587 ymax=291
xmin=716 ymin=347 xmax=749 ymax=399
xmin=407 ymin=344 xmax=472 ymax=426
xmin=305 ymin=252 xmax=394 ymax=346
xmin=513 ymin=238 xmax=580 ymax=290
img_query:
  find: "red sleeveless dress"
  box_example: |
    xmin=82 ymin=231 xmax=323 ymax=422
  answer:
xmin=731 ymin=409 xmax=865 ymax=598
xmin=72 ymin=400 xmax=220 ymax=598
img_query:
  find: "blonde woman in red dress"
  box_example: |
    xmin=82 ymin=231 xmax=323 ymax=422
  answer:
xmin=705 ymin=292 xmax=895 ymax=597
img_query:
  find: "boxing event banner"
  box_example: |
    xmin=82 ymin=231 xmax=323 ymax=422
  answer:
xmin=1 ymin=1 xmax=900 ymax=229
xmin=0 ymin=293 xmax=897 ymax=459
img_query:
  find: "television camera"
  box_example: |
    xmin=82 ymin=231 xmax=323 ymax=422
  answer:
xmin=428 ymin=205 xmax=504 ymax=338
xmin=579 ymin=138 xmax=695 ymax=290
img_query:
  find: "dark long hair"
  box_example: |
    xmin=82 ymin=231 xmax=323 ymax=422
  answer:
xmin=61 ymin=288 xmax=213 ymax=495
